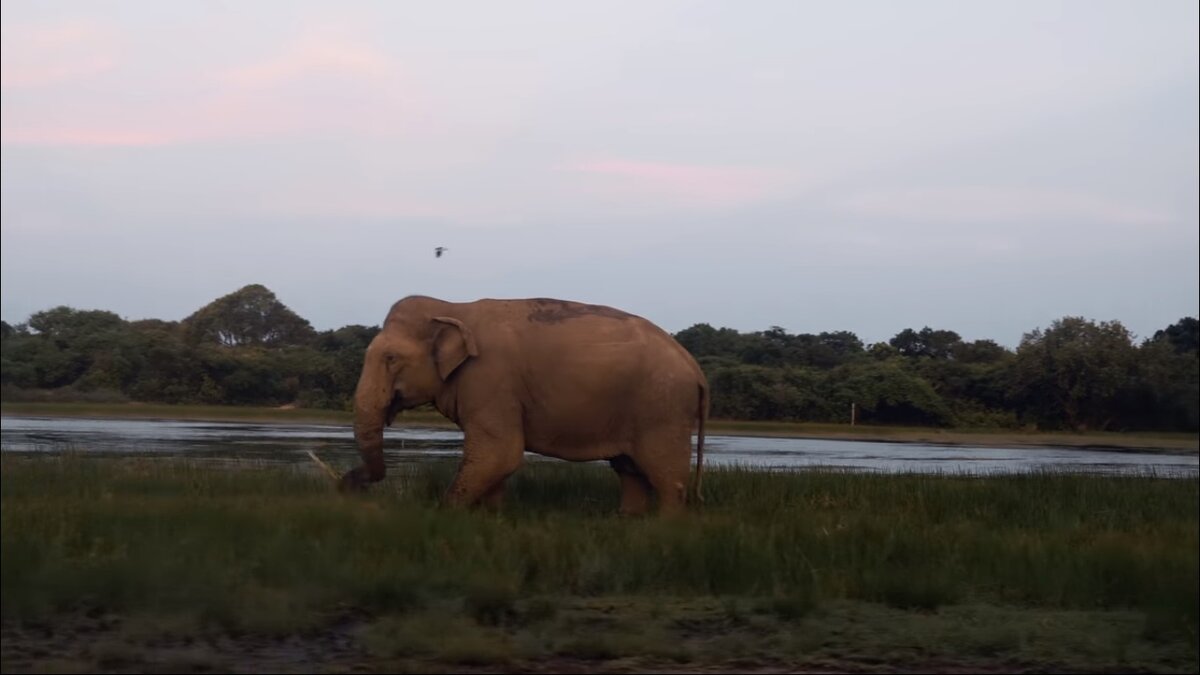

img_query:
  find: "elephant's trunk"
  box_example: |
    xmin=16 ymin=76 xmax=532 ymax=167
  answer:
xmin=346 ymin=375 xmax=391 ymax=489
xmin=353 ymin=411 xmax=386 ymax=483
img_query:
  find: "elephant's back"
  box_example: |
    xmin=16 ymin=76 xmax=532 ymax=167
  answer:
xmin=478 ymin=297 xmax=679 ymax=352
xmin=468 ymin=297 xmax=639 ymax=326
xmin=465 ymin=297 xmax=701 ymax=386
xmin=497 ymin=300 xmax=697 ymax=393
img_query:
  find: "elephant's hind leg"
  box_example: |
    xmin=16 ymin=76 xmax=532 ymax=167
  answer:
xmin=632 ymin=429 xmax=691 ymax=517
xmin=609 ymin=455 xmax=653 ymax=516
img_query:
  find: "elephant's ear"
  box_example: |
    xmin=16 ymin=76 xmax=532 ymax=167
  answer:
xmin=431 ymin=316 xmax=479 ymax=381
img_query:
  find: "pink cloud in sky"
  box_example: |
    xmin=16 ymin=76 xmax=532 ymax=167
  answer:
xmin=1 ymin=21 xmax=422 ymax=148
xmin=0 ymin=127 xmax=170 ymax=147
xmin=1 ymin=86 xmax=419 ymax=148
xmin=219 ymin=31 xmax=392 ymax=87
xmin=0 ymin=19 xmax=119 ymax=88
xmin=569 ymin=159 xmax=783 ymax=207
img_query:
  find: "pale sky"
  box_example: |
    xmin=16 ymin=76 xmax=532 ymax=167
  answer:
xmin=2 ymin=0 xmax=1197 ymax=347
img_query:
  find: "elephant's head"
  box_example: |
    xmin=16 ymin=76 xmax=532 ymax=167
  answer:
xmin=341 ymin=309 xmax=478 ymax=492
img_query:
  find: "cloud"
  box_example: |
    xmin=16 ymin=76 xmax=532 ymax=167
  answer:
xmin=1 ymin=21 xmax=424 ymax=148
xmin=833 ymin=186 xmax=1176 ymax=227
xmin=0 ymin=19 xmax=120 ymax=88
xmin=0 ymin=127 xmax=169 ymax=147
xmin=218 ymin=31 xmax=392 ymax=87
xmin=252 ymin=188 xmax=455 ymax=222
xmin=567 ymin=158 xmax=787 ymax=208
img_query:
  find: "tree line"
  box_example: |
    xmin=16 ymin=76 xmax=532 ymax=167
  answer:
xmin=2 ymin=285 xmax=1196 ymax=431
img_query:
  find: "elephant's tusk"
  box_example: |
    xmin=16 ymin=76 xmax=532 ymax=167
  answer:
xmin=306 ymin=450 xmax=341 ymax=483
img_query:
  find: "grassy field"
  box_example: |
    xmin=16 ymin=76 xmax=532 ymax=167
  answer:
xmin=1 ymin=455 xmax=1197 ymax=673
xmin=3 ymin=401 xmax=1197 ymax=452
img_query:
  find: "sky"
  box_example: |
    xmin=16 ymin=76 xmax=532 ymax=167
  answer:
xmin=2 ymin=0 xmax=1197 ymax=348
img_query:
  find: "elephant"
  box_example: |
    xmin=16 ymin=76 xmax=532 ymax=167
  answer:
xmin=341 ymin=295 xmax=709 ymax=516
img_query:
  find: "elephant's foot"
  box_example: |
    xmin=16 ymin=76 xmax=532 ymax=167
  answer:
xmin=441 ymin=486 xmax=478 ymax=509
xmin=338 ymin=466 xmax=374 ymax=493
xmin=638 ymin=464 xmax=689 ymax=517
xmin=481 ymin=482 xmax=507 ymax=512
xmin=656 ymin=493 xmax=687 ymax=518
xmin=440 ymin=486 xmax=504 ymax=511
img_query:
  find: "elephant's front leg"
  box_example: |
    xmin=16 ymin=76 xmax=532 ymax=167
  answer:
xmin=444 ymin=428 xmax=524 ymax=509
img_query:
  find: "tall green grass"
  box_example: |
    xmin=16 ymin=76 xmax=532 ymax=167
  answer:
xmin=2 ymin=455 xmax=1196 ymax=640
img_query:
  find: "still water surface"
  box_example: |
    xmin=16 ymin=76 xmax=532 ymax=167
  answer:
xmin=2 ymin=416 xmax=1196 ymax=477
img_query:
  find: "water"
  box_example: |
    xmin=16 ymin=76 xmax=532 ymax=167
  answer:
xmin=1 ymin=415 xmax=1196 ymax=477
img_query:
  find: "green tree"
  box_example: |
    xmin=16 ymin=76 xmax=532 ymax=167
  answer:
xmin=816 ymin=331 xmax=865 ymax=364
xmin=10 ymin=307 xmax=133 ymax=389
xmin=913 ymin=356 xmax=1015 ymax=428
xmin=867 ymin=342 xmax=900 ymax=360
xmin=125 ymin=321 xmax=199 ymax=403
xmin=312 ymin=324 xmax=380 ymax=409
xmin=1118 ymin=317 xmax=1200 ymax=431
xmin=889 ymin=327 xmax=963 ymax=359
xmin=1011 ymin=317 xmax=1139 ymax=430
xmin=673 ymin=323 xmax=746 ymax=360
xmin=183 ymin=284 xmax=315 ymax=347
xmin=705 ymin=364 xmax=828 ymax=421
xmin=952 ymin=339 xmax=1011 ymax=364
xmin=1150 ymin=317 xmax=1199 ymax=354
xmin=739 ymin=327 xmax=791 ymax=366
xmin=1118 ymin=340 xmax=1198 ymax=431
xmin=1 ymin=337 xmax=82 ymax=389
xmin=27 ymin=306 xmax=125 ymax=342
xmin=827 ymin=359 xmax=953 ymax=426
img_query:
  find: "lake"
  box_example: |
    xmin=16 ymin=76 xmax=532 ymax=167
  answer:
xmin=2 ymin=415 xmax=1196 ymax=477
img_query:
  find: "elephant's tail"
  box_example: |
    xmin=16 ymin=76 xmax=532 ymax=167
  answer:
xmin=692 ymin=382 xmax=708 ymax=505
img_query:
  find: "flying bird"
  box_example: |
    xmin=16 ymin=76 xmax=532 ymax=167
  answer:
xmin=434 ymin=246 xmax=448 ymax=258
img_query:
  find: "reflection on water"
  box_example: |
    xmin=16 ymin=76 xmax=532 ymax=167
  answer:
xmin=1 ymin=416 xmax=1196 ymax=477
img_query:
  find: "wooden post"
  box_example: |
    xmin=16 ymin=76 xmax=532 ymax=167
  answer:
xmin=851 ymin=402 xmax=856 ymax=426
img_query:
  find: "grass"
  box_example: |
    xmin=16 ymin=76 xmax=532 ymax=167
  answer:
xmin=4 ymin=400 xmax=1197 ymax=452
xmin=1 ymin=454 xmax=1197 ymax=672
